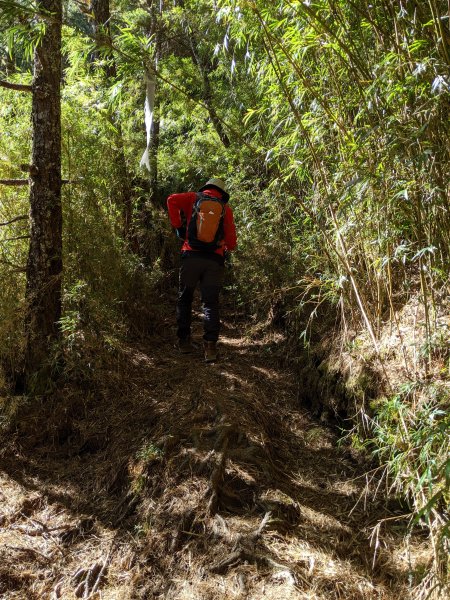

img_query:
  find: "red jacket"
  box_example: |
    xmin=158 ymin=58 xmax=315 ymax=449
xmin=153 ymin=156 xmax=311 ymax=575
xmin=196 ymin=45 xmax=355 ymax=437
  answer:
xmin=167 ymin=188 xmax=237 ymax=256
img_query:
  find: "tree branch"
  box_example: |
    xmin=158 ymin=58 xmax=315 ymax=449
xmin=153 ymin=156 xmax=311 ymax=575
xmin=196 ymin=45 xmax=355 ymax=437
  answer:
xmin=0 ymin=215 xmax=28 ymax=227
xmin=0 ymin=179 xmax=77 ymax=186
xmin=0 ymin=80 xmax=32 ymax=92
xmin=0 ymin=179 xmax=29 ymax=186
xmin=0 ymin=235 xmax=30 ymax=243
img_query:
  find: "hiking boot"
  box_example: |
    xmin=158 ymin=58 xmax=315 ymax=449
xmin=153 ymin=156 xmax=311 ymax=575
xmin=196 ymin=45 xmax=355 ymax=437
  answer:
xmin=178 ymin=337 xmax=193 ymax=354
xmin=204 ymin=341 xmax=218 ymax=363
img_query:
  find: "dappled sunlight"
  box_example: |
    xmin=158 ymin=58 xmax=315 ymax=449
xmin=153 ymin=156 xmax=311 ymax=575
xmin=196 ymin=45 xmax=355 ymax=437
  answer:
xmin=0 ymin=317 xmax=418 ymax=599
xmin=251 ymin=365 xmax=281 ymax=380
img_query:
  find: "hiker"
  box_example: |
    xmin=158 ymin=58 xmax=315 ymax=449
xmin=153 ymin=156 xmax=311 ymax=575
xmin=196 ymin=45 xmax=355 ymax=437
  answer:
xmin=167 ymin=178 xmax=237 ymax=362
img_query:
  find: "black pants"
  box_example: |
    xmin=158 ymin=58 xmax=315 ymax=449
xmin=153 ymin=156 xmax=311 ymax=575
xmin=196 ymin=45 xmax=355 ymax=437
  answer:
xmin=177 ymin=255 xmax=224 ymax=342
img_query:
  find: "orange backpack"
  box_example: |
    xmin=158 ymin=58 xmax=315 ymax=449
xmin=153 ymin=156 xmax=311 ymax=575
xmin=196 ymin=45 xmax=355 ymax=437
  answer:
xmin=188 ymin=193 xmax=225 ymax=251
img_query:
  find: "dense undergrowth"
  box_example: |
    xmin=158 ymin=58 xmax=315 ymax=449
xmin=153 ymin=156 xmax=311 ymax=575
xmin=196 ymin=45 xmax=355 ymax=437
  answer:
xmin=1 ymin=0 xmax=449 ymax=596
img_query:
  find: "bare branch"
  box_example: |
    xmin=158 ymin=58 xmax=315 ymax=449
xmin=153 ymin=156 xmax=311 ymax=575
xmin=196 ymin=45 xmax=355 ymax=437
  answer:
xmin=0 ymin=179 xmax=29 ymax=186
xmin=0 ymin=235 xmax=30 ymax=243
xmin=0 ymin=80 xmax=32 ymax=92
xmin=0 ymin=215 xmax=28 ymax=227
xmin=0 ymin=179 xmax=77 ymax=186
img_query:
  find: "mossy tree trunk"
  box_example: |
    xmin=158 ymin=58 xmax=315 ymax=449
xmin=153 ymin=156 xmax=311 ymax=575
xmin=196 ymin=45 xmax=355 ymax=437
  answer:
xmin=24 ymin=0 xmax=63 ymax=383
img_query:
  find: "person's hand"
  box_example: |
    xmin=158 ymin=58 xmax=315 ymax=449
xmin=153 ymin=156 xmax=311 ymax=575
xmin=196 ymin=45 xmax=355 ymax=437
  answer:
xmin=175 ymin=226 xmax=186 ymax=240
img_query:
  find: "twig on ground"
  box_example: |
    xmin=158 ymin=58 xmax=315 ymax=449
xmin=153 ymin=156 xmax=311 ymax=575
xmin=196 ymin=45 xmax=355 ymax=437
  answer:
xmin=89 ymin=541 xmax=115 ymax=597
xmin=72 ymin=538 xmax=115 ymax=598
xmin=207 ymin=431 xmax=230 ymax=516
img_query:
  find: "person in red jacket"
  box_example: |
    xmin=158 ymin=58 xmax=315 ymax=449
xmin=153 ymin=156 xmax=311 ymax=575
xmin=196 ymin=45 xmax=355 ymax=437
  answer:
xmin=167 ymin=178 xmax=237 ymax=362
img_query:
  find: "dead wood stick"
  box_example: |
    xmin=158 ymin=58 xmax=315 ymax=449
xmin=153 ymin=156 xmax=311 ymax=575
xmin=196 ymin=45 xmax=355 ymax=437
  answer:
xmin=72 ymin=566 xmax=88 ymax=584
xmin=23 ymin=517 xmax=66 ymax=556
xmin=73 ymin=539 xmax=115 ymax=598
xmin=28 ymin=516 xmax=69 ymax=533
xmin=214 ymin=514 xmax=230 ymax=535
xmin=254 ymin=511 xmax=272 ymax=538
xmin=88 ymin=540 xmax=115 ymax=598
xmin=52 ymin=580 xmax=63 ymax=599
xmin=210 ymin=512 xmax=280 ymax=575
xmin=74 ymin=564 xmax=101 ymax=599
xmin=237 ymin=573 xmax=247 ymax=593
xmin=170 ymin=509 xmax=196 ymax=552
xmin=256 ymin=555 xmax=308 ymax=585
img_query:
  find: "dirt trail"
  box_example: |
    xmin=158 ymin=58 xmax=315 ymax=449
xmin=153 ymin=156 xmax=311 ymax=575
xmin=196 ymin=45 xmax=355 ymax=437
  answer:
xmin=0 ymin=310 xmax=417 ymax=599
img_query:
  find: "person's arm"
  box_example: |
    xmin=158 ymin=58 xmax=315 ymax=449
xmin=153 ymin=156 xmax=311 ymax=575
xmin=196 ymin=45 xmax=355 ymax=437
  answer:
xmin=167 ymin=192 xmax=197 ymax=236
xmin=223 ymin=205 xmax=237 ymax=251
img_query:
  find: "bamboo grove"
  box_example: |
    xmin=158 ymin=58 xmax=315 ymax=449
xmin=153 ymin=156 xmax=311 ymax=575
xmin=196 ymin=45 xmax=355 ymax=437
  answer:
xmin=0 ymin=0 xmax=449 ymax=596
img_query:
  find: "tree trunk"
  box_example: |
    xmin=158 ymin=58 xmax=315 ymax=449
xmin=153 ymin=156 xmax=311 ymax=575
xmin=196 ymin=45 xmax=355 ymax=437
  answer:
xmin=147 ymin=0 xmax=162 ymax=204
xmin=91 ymin=0 xmax=115 ymax=78
xmin=24 ymin=0 xmax=63 ymax=382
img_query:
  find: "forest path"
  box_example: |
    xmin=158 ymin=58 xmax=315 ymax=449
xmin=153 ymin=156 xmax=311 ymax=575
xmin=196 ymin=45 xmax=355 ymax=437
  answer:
xmin=0 ymin=308 xmax=414 ymax=599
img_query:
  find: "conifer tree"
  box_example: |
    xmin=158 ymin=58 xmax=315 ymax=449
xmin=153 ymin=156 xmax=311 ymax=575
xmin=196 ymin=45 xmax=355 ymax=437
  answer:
xmin=24 ymin=0 xmax=63 ymax=383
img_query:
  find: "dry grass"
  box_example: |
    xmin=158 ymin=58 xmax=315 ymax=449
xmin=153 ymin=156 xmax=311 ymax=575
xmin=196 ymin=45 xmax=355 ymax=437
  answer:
xmin=0 ymin=305 xmax=430 ymax=599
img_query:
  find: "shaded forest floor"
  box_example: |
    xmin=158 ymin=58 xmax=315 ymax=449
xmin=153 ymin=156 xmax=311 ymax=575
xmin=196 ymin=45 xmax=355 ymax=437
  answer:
xmin=0 ymin=303 xmax=429 ymax=599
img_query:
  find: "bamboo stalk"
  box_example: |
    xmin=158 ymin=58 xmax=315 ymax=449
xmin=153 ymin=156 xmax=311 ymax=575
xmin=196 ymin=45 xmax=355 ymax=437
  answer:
xmin=329 ymin=206 xmax=380 ymax=354
xmin=428 ymin=0 xmax=450 ymax=65
xmin=281 ymin=0 xmax=371 ymax=79
xmin=419 ymin=257 xmax=431 ymax=376
xmin=386 ymin=245 xmax=411 ymax=375
xmin=258 ymin=15 xmax=393 ymax=379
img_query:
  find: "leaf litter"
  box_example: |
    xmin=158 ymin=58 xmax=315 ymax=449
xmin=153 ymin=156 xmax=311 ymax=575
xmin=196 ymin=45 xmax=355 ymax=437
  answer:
xmin=0 ymin=309 xmax=427 ymax=599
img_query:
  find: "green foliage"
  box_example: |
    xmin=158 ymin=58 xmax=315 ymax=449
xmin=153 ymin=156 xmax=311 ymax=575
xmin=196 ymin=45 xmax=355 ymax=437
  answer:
xmin=0 ymin=0 xmax=50 ymax=65
xmin=216 ymin=0 xmax=450 ymax=322
xmin=0 ymin=86 xmax=30 ymax=376
xmin=136 ymin=441 xmax=162 ymax=463
xmin=213 ymin=3 xmax=450 ymax=589
xmin=368 ymin=384 xmax=449 ymax=589
xmin=0 ymin=0 xmax=449 ymax=589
